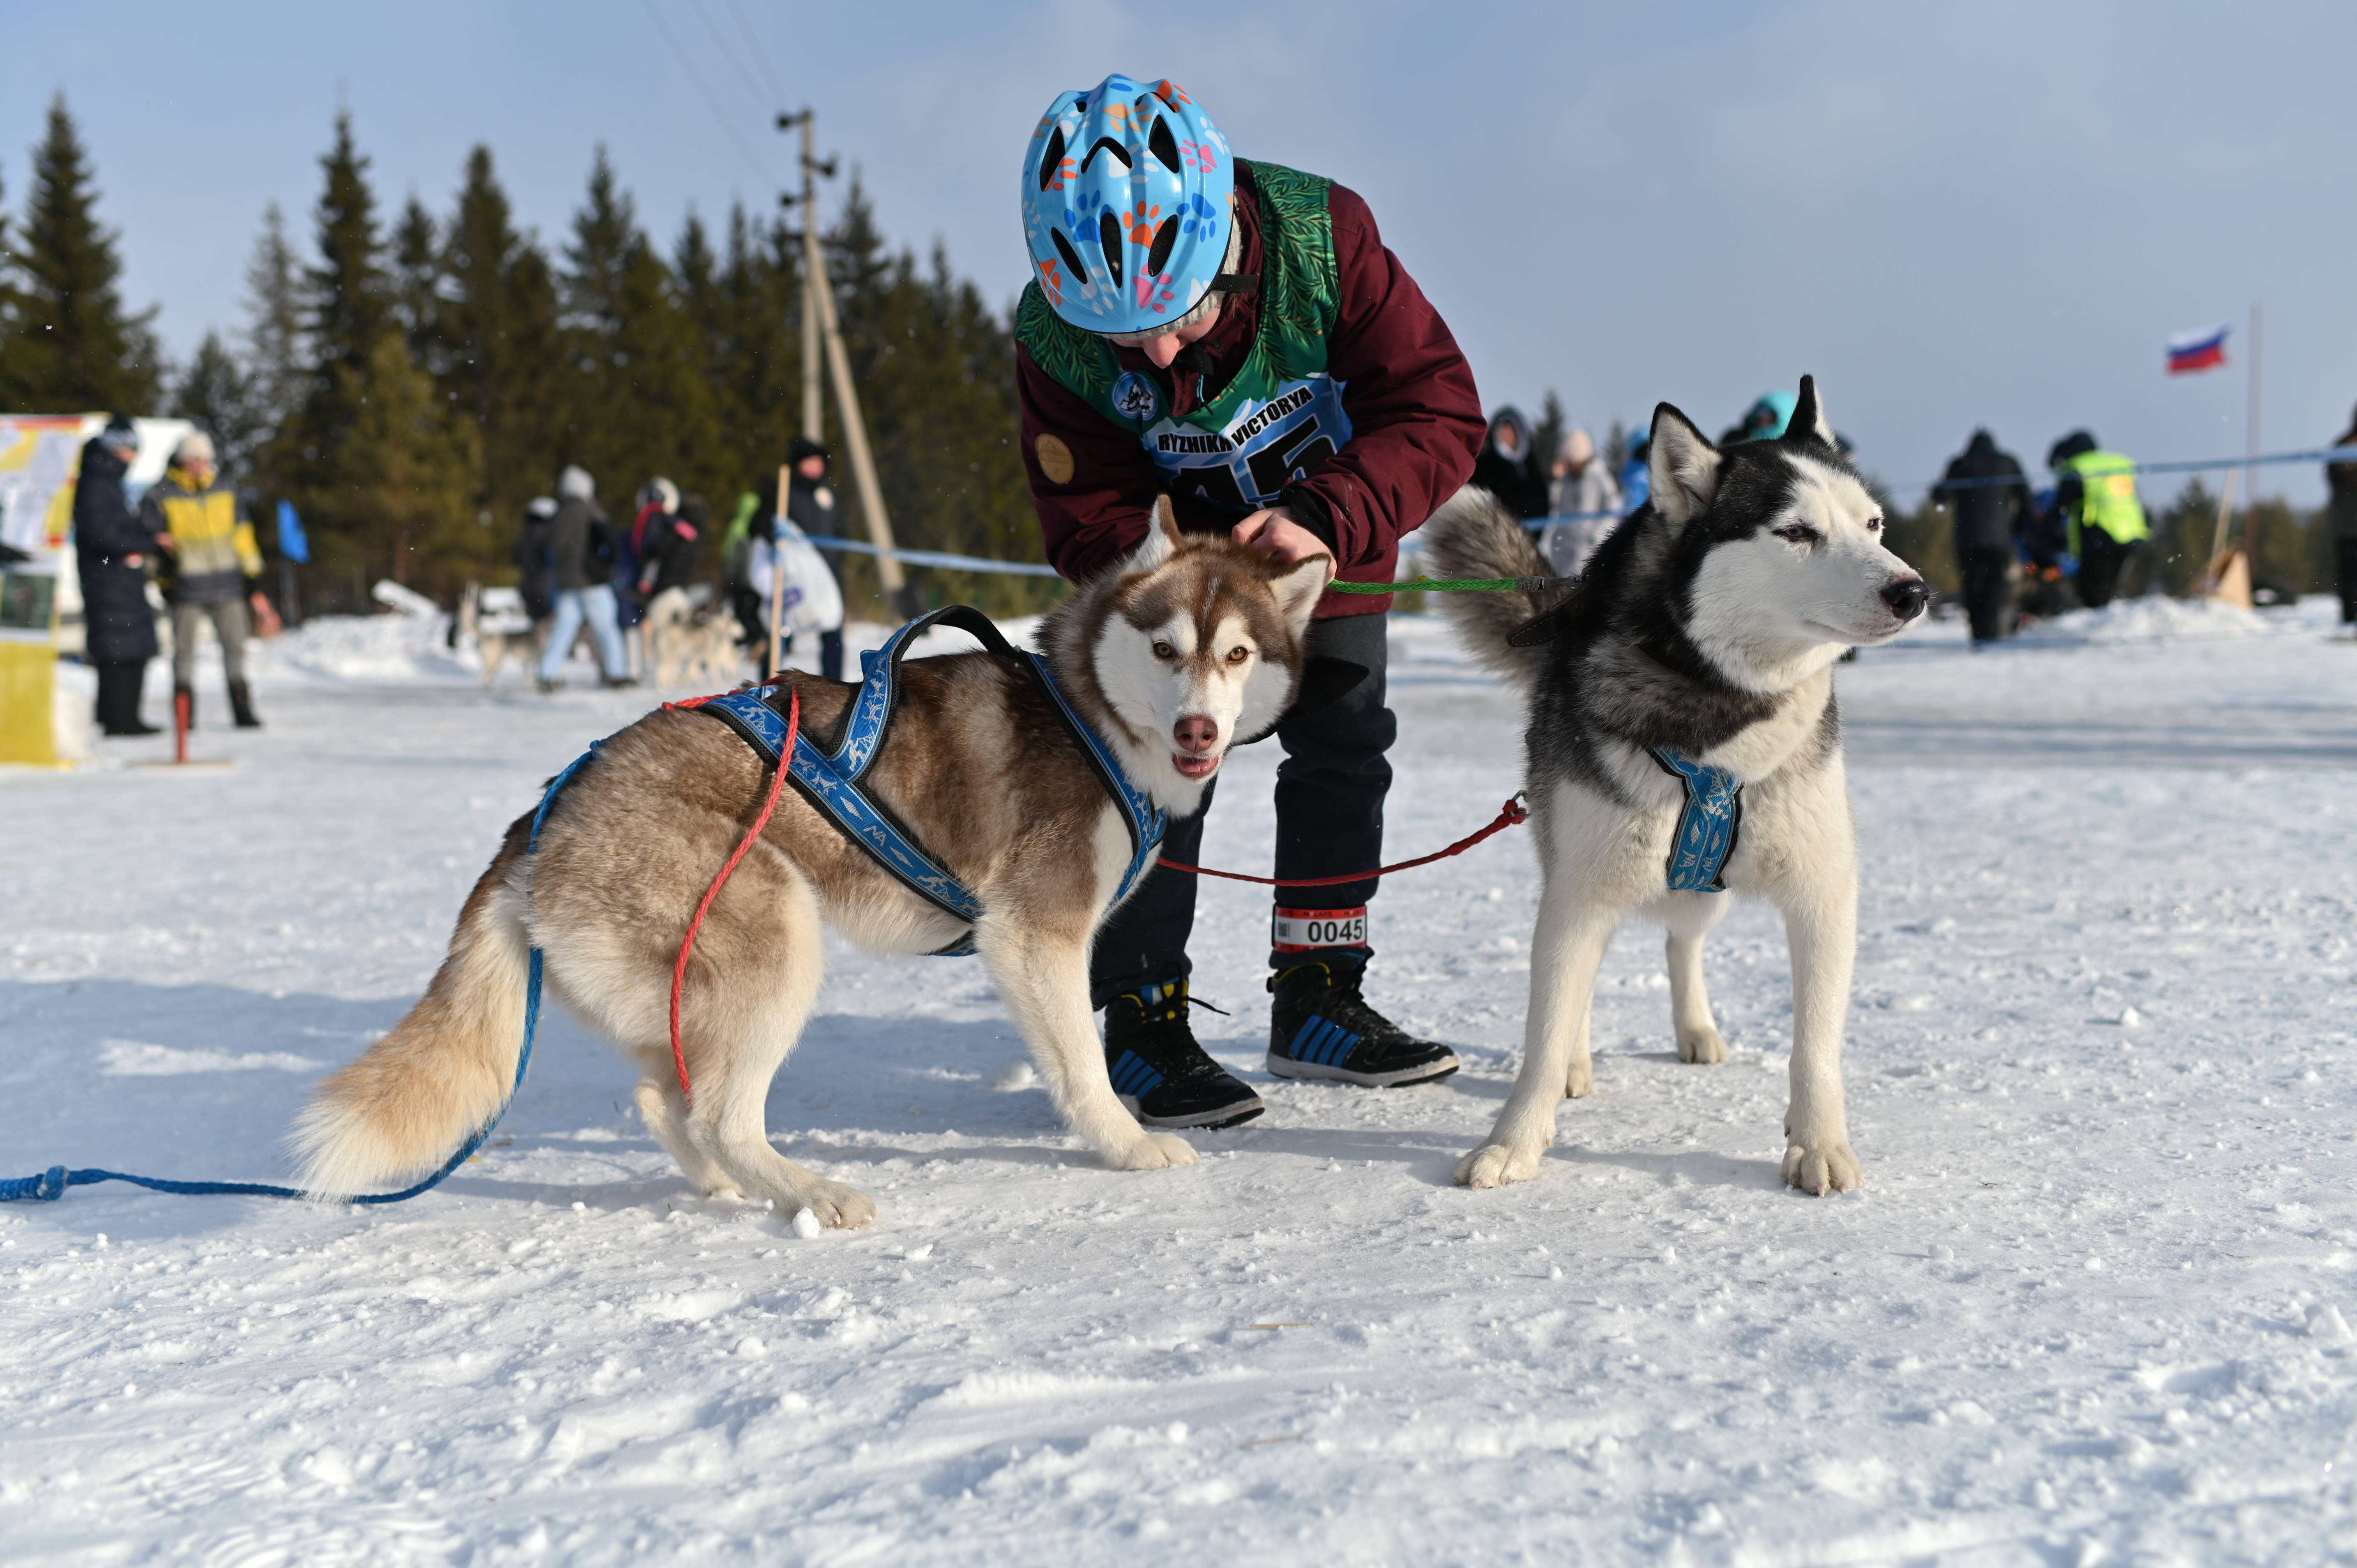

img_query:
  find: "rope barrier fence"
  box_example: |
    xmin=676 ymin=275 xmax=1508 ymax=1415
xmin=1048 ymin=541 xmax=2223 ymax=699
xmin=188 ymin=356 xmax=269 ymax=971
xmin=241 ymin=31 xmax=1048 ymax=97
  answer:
xmin=799 ymin=442 xmax=2357 ymax=581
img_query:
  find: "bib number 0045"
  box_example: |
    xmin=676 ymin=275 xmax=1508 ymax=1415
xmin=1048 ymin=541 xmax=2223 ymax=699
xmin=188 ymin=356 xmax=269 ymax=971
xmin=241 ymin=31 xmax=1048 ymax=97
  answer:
xmin=1272 ymin=905 xmax=1368 ymax=952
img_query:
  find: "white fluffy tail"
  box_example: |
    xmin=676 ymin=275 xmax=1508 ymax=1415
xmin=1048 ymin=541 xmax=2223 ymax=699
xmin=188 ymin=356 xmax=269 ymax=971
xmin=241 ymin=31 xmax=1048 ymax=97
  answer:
xmin=291 ymin=841 xmax=533 ymax=1198
xmin=1418 ymin=486 xmax=1563 ymax=689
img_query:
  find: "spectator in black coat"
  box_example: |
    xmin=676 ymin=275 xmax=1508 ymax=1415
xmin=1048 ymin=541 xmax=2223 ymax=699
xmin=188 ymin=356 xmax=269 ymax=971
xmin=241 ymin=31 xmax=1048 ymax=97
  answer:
xmin=1932 ymin=429 xmax=2034 ymax=644
xmin=1470 ymin=406 xmax=1550 ymax=520
xmin=73 ymin=418 xmax=165 ymax=735
xmin=515 ymin=496 xmax=558 ymax=622
xmin=2326 ymin=404 xmax=2357 ymax=628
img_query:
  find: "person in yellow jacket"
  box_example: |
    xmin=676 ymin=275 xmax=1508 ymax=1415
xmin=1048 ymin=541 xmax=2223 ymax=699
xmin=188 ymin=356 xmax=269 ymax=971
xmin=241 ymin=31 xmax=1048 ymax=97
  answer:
xmin=139 ymin=432 xmax=279 ymax=728
xmin=2047 ymin=429 xmax=2150 ymax=609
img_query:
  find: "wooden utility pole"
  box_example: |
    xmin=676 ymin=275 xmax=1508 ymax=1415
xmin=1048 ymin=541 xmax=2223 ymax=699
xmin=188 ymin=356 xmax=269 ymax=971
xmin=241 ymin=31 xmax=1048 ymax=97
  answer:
xmin=795 ymin=115 xmax=823 ymax=445
xmin=777 ymin=108 xmax=917 ymax=622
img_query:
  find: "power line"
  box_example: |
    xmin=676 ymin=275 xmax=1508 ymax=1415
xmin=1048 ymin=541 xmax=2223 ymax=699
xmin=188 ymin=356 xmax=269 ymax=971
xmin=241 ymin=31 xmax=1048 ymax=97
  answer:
xmin=636 ymin=0 xmax=777 ymax=188
xmin=723 ymin=0 xmax=788 ymax=102
xmin=686 ymin=0 xmax=778 ymax=120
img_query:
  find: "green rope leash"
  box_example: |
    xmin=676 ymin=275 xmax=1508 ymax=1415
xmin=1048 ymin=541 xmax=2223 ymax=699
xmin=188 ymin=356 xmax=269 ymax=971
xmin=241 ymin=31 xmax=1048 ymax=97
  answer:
xmin=1326 ymin=575 xmax=1574 ymax=595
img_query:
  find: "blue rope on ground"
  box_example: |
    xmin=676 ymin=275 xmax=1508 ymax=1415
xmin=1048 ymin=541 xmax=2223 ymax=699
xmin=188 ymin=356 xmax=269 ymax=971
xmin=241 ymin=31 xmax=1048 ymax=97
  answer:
xmin=0 ymin=743 xmax=601 ymax=1207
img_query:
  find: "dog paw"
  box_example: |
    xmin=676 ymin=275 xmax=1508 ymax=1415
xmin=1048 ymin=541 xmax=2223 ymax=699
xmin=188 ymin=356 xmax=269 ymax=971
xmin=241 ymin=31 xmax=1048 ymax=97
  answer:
xmin=797 ymin=1180 xmax=877 ymax=1229
xmin=1677 ymin=1026 xmax=1728 ymax=1065
xmin=1456 ymin=1142 xmax=1542 ymax=1189
xmin=1111 ymin=1132 xmax=1198 ymax=1171
xmin=1565 ymin=1056 xmax=1593 ymax=1098
xmin=1781 ymin=1140 xmax=1862 ymax=1195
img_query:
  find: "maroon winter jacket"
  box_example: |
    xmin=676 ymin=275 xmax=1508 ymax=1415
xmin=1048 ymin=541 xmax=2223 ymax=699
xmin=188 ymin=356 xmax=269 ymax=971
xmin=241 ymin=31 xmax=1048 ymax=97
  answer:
xmin=1016 ymin=164 xmax=1483 ymax=617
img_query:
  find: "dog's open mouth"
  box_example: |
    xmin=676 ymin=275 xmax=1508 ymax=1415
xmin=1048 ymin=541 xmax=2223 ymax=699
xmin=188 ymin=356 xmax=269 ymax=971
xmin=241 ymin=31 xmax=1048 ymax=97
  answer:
xmin=1173 ymin=752 xmax=1220 ymax=780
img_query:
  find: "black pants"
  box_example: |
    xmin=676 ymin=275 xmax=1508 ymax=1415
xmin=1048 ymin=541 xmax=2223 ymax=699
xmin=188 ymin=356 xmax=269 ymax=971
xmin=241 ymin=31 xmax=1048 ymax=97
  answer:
xmin=93 ymin=660 xmax=148 ymax=733
xmin=1090 ymin=614 xmax=1394 ymax=1008
xmin=2078 ymin=530 xmax=2133 ymax=609
xmin=2337 ymin=538 xmax=2357 ymax=624
xmin=1958 ymin=548 xmax=2014 ymax=642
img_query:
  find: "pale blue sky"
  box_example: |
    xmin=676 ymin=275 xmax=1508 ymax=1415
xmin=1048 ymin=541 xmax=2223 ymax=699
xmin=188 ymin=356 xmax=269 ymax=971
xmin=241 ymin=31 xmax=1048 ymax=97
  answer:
xmin=7 ymin=0 xmax=2354 ymax=502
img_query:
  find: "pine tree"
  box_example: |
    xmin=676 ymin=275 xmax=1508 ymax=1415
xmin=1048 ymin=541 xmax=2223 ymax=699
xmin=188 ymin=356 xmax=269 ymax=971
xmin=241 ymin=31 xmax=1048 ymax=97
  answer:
xmin=557 ymin=148 xmax=714 ymax=514
xmin=241 ymin=203 xmax=304 ymax=439
xmin=819 ymin=181 xmax=1047 ymax=615
xmin=172 ymin=332 xmax=266 ymax=481
xmin=295 ymin=111 xmax=390 ymax=483
xmin=7 ymin=95 xmax=160 ymax=412
xmin=708 ymin=204 xmax=802 ymax=501
xmin=1533 ymin=391 xmax=1567 ymax=493
xmin=439 ymin=146 xmax=563 ymax=528
xmin=333 ymin=331 xmax=481 ymax=597
xmin=390 ymin=195 xmax=440 ymax=366
xmin=0 ymin=158 xmax=21 ymax=404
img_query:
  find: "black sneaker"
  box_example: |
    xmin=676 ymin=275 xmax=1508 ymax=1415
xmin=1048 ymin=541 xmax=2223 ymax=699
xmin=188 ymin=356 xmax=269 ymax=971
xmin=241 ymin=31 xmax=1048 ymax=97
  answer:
xmin=1103 ymin=979 xmax=1265 ymax=1129
xmin=1267 ymin=958 xmax=1459 ymax=1087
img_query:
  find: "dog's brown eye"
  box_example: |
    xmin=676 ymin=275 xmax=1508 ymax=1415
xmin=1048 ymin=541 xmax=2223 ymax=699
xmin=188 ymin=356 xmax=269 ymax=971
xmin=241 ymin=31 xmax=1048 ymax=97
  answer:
xmin=1153 ymin=641 xmax=1178 ymax=661
xmin=1226 ymin=646 xmax=1249 ymax=665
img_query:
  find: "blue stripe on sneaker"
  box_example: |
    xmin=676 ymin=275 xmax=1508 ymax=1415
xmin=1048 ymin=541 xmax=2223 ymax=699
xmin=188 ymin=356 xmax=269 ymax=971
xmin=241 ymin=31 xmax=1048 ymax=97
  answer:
xmin=1111 ymin=1050 xmax=1163 ymax=1097
xmin=1286 ymin=1017 xmax=1322 ymax=1061
xmin=1311 ymin=1019 xmax=1348 ymax=1067
xmin=1329 ymin=1027 xmax=1362 ymax=1067
xmin=1303 ymin=1019 xmax=1336 ymax=1065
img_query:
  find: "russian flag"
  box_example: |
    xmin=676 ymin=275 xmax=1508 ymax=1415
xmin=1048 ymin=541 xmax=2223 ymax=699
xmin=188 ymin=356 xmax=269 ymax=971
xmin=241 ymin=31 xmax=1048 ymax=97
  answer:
xmin=2166 ymin=324 xmax=2229 ymax=375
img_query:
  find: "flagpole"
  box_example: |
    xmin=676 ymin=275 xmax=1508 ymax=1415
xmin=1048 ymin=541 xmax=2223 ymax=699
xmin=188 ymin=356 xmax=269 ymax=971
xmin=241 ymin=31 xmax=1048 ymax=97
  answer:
xmin=2244 ymin=302 xmax=2262 ymax=568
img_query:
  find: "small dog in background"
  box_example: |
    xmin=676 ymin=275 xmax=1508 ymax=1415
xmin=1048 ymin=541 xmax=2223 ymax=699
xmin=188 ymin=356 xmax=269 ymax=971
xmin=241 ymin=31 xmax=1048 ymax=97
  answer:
xmin=457 ymin=583 xmax=546 ymax=690
xmin=643 ymin=584 xmax=744 ymax=689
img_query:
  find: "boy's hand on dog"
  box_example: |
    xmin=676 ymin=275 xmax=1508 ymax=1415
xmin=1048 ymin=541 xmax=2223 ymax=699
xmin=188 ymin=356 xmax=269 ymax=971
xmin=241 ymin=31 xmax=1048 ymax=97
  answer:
xmin=1233 ymin=507 xmax=1334 ymax=570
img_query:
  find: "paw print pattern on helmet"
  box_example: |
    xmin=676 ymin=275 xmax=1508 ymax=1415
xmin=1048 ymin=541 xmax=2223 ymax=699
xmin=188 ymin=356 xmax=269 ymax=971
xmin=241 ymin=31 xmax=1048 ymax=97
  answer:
xmin=1019 ymin=73 xmax=1235 ymax=334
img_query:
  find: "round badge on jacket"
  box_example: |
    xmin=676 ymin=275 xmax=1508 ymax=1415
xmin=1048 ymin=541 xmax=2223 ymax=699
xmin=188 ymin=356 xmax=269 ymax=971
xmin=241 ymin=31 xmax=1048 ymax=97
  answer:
xmin=1035 ymin=434 xmax=1076 ymax=486
xmin=1110 ymin=371 xmax=1162 ymax=424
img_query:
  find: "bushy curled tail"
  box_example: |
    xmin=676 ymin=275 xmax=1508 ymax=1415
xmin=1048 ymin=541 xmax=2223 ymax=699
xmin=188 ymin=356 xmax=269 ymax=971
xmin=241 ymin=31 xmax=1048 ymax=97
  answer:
xmin=291 ymin=825 xmax=534 ymax=1199
xmin=1419 ymin=486 xmax=1563 ymax=689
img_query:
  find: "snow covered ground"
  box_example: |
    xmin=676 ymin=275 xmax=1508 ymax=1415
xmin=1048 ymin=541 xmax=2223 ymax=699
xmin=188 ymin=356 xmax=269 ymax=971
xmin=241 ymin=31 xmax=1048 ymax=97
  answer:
xmin=4 ymin=597 xmax=2355 ymax=1566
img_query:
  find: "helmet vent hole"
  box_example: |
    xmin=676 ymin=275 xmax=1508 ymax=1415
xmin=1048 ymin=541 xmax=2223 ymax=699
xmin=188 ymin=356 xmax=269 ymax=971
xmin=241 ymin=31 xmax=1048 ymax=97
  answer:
xmin=1147 ymin=115 xmax=1182 ymax=174
xmin=1146 ymin=215 xmax=1178 ymax=275
xmin=1037 ymin=127 xmax=1067 ymax=191
xmin=1081 ymin=136 xmax=1132 ymax=173
xmin=1097 ymin=210 xmax=1125 ymax=287
xmin=1050 ymin=228 xmax=1089 ymax=284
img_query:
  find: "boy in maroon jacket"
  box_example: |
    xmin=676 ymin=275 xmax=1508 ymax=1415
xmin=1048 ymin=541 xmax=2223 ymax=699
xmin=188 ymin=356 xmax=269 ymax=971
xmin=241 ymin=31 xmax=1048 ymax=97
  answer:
xmin=1014 ymin=76 xmax=1484 ymax=1127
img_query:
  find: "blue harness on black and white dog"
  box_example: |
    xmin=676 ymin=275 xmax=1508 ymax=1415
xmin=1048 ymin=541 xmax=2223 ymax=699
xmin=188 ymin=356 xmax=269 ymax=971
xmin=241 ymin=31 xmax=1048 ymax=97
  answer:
xmin=694 ymin=606 xmax=1167 ymax=957
xmin=1649 ymin=749 xmax=1744 ymax=893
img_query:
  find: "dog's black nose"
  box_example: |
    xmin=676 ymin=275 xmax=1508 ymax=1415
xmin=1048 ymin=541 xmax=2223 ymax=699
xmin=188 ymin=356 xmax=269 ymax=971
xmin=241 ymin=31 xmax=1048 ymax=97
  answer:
xmin=1880 ymin=578 xmax=1928 ymax=621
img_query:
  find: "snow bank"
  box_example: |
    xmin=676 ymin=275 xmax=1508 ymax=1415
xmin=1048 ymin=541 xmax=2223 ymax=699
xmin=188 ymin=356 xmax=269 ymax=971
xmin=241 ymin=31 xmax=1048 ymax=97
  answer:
xmin=247 ymin=607 xmax=476 ymax=686
xmin=2020 ymin=593 xmax=2279 ymax=645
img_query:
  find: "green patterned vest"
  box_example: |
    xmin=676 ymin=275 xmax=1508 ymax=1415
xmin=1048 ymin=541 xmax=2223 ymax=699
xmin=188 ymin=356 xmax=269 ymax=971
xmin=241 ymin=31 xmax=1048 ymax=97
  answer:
xmin=1016 ymin=159 xmax=1351 ymax=513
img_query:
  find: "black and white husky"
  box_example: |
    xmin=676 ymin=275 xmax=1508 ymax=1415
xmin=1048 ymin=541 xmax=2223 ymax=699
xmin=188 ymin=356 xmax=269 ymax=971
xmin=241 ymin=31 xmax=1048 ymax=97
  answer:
xmin=1423 ymin=377 xmax=1925 ymax=1195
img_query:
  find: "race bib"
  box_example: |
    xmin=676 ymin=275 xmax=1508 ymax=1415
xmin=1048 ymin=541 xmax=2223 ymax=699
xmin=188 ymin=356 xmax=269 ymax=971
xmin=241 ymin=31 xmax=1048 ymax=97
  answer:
xmin=1143 ymin=375 xmax=1353 ymax=512
xmin=1272 ymin=905 xmax=1368 ymax=953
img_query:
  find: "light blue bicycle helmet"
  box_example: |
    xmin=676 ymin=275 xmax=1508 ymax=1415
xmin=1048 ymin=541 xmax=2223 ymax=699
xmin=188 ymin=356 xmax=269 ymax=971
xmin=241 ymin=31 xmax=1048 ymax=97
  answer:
xmin=1020 ymin=74 xmax=1238 ymax=334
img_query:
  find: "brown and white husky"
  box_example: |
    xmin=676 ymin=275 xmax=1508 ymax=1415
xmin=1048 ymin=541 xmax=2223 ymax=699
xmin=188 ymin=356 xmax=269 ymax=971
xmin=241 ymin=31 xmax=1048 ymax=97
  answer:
xmin=292 ymin=501 xmax=1329 ymax=1228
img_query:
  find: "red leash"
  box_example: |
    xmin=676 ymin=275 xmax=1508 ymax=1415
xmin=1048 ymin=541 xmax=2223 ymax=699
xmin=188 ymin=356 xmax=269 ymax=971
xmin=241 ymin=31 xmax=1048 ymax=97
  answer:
xmin=662 ymin=682 xmax=799 ymax=1101
xmin=1155 ymin=795 xmax=1528 ymax=888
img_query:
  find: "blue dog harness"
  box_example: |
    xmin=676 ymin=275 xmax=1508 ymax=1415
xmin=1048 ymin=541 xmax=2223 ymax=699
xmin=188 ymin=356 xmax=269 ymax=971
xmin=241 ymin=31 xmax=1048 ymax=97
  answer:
xmin=1650 ymin=749 xmax=1744 ymax=892
xmin=694 ymin=606 xmax=1166 ymax=957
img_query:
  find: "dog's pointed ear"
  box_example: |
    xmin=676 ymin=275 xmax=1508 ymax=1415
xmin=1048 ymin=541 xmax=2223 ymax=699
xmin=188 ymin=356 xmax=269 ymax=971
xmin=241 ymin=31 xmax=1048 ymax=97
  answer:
xmin=1648 ymin=403 xmax=1722 ymax=525
xmin=1120 ymin=494 xmax=1184 ymax=574
xmin=1786 ymin=375 xmax=1834 ymax=447
xmin=1270 ymin=551 xmax=1332 ymax=630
